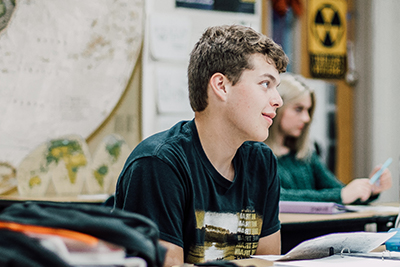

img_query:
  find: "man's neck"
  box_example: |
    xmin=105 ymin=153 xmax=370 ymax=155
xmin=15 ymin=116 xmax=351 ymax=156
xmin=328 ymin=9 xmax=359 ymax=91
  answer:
xmin=194 ymin=116 xmax=239 ymax=182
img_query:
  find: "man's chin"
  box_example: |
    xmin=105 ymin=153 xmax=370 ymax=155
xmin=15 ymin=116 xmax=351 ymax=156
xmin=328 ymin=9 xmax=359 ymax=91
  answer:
xmin=253 ymin=132 xmax=269 ymax=143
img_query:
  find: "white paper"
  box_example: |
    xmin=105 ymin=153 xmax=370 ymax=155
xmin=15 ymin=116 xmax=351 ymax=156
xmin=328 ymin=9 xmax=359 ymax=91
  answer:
xmin=253 ymin=232 xmax=397 ymax=262
xmin=273 ymin=255 xmax=400 ymax=267
xmin=149 ymin=14 xmax=192 ymax=61
xmin=156 ymin=64 xmax=192 ymax=114
xmin=281 ymin=232 xmax=396 ymax=261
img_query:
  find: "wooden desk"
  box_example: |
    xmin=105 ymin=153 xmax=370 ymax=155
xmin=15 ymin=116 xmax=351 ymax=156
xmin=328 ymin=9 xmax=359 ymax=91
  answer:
xmin=232 ymin=258 xmax=273 ymax=267
xmin=279 ymin=205 xmax=399 ymax=254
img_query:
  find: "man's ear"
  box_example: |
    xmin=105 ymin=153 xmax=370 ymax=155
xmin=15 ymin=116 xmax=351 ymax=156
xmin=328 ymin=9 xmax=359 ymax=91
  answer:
xmin=209 ymin=72 xmax=228 ymax=101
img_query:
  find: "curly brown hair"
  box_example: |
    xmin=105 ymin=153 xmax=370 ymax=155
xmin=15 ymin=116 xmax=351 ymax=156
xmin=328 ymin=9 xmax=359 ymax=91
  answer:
xmin=188 ymin=24 xmax=289 ymax=112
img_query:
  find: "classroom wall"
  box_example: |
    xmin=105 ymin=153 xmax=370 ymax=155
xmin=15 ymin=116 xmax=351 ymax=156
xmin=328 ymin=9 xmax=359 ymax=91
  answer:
xmin=141 ymin=0 xmax=262 ymax=139
xmin=353 ymin=0 xmax=400 ymax=203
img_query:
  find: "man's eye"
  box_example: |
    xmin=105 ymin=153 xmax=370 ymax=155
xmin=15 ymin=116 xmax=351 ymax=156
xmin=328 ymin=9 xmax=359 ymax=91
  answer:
xmin=262 ymin=81 xmax=270 ymax=88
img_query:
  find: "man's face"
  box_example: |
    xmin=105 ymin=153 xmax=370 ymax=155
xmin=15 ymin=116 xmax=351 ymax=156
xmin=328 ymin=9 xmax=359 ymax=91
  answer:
xmin=224 ymin=54 xmax=283 ymax=142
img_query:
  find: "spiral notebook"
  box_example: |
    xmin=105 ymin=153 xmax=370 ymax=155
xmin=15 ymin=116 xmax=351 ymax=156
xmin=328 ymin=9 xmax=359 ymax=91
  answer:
xmin=253 ymin=231 xmax=399 ymax=266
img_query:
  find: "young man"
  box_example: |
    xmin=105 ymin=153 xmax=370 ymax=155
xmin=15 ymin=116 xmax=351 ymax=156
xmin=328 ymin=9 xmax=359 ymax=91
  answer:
xmin=115 ymin=25 xmax=289 ymax=266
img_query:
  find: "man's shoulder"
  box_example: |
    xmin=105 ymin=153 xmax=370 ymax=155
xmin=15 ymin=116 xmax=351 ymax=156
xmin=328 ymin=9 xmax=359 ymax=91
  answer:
xmin=237 ymin=141 xmax=276 ymax=168
xmin=240 ymin=141 xmax=274 ymax=157
xmin=130 ymin=120 xmax=195 ymax=160
xmin=238 ymin=142 xmax=279 ymax=185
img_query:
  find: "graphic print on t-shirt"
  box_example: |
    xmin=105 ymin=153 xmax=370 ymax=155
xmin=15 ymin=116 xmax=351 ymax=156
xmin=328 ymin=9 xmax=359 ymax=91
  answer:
xmin=187 ymin=208 xmax=262 ymax=263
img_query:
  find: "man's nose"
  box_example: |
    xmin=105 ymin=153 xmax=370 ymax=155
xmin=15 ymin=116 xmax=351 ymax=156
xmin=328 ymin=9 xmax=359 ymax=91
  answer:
xmin=271 ymin=89 xmax=283 ymax=108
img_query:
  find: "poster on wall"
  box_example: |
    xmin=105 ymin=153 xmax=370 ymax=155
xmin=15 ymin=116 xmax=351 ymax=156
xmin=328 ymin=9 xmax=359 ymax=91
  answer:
xmin=176 ymin=0 xmax=255 ymax=14
xmin=308 ymin=0 xmax=347 ymax=79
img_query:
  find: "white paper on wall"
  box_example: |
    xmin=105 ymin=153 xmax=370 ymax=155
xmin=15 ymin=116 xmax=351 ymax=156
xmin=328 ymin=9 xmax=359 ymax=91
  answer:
xmin=149 ymin=14 xmax=192 ymax=62
xmin=155 ymin=64 xmax=192 ymax=114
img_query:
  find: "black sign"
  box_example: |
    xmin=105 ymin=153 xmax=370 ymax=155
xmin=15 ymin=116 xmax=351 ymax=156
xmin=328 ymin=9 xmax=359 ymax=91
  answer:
xmin=176 ymin=0 xmax=255 ymax=14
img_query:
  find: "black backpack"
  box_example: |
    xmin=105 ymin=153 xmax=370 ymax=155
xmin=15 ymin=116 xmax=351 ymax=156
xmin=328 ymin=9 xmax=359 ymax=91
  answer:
xmin=0 ymin=201 xmax=166 ymax=267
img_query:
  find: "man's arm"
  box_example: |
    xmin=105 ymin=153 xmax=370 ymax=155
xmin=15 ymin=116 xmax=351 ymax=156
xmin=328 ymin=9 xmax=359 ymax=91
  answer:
xmin=116 ymin=158 xmax=187 ymax=267
xmin=255 ymin=230 xmax=281 ymax=255
xmin=159 ymin=240 xmax=184 ymax=267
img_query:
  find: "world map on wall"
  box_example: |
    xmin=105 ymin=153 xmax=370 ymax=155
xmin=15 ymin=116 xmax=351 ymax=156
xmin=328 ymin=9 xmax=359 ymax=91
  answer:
xmin=0 ymin=0 xmax=144 ymax=170
xmin=17 ymin=134 xmax=130 ymax=196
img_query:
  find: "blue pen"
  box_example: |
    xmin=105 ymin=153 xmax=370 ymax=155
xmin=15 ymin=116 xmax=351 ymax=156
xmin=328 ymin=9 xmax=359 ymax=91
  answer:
xmin=369 ymin=157 xmax=392 ymax=185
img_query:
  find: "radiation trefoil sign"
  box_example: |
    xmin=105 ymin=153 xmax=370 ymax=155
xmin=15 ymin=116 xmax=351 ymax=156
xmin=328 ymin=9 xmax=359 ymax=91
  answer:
xmin=308 ymin=0 xmax=347 ymax=79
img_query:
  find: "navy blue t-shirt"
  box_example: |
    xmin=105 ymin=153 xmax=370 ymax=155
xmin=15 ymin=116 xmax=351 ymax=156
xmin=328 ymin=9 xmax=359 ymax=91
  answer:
xmin=115 ymin=120 xmax=280 ymax=263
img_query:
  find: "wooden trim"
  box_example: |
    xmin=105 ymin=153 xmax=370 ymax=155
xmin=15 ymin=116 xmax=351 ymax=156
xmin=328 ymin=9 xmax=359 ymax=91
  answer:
xmin=299 ymin=0 xmax=354 ymax=184
xmin=261 ymin=0 xmax=269 ymax=35
xmin=334 ymin=80 xmax=354 ymax=184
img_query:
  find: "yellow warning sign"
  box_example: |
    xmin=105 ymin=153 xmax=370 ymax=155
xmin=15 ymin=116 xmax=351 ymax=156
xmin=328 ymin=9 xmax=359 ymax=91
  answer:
xmin=308 ymin=0 xmax=347 ymax=78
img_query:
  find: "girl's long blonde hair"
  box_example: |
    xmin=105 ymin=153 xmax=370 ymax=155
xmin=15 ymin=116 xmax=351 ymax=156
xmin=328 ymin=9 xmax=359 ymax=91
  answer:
xmin=265 ymin=73 xmax=316 ymax=160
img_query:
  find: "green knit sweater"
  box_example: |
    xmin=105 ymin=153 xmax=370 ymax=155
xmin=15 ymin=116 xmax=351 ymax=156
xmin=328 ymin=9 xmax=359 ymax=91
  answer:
xmin=277 ymin=152 xmax=377 ymax=204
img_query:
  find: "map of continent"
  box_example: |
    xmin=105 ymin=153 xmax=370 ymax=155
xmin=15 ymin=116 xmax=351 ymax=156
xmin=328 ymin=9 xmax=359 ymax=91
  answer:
xmin=93 ymin=140 xmax=123 ymax=188
xmin=87 ymin=134 xmax=130 ymax=194
xmin=46 ymin=139 xmax=88 ymax=185
xmin=17 ymin=135 xmax=91 ymax=196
